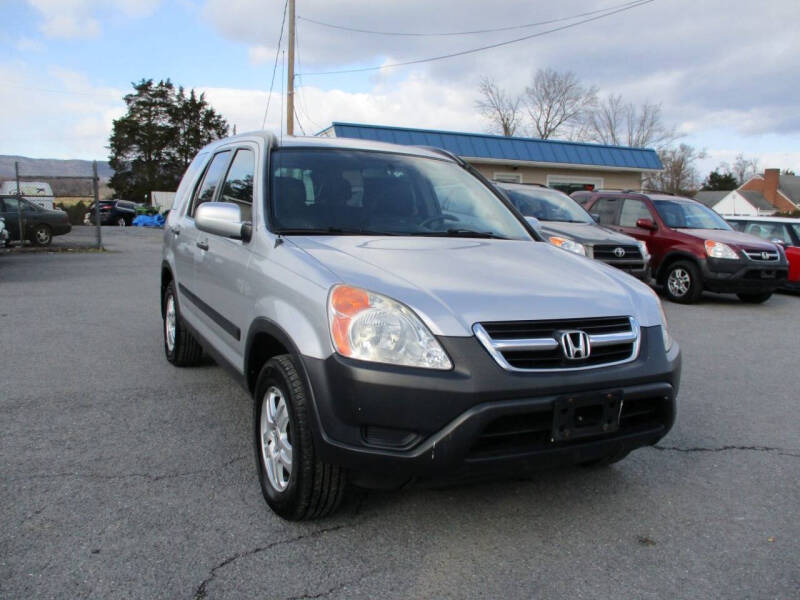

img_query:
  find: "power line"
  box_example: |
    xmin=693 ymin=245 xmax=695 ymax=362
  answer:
xmin=261 ymin=0 xmax=289 ymax=129
xmin=297 ymin=0 xmax=647 ymax=37
xmin=298 ymin=0 xmax=653 ymax=76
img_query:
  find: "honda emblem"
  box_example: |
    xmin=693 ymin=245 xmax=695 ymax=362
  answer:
xmin=559 ymin=330 xmax=591 ymax=360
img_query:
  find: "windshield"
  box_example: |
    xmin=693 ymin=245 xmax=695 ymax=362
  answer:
xmin=653 ymin=200 xmax=731 ymax=230
xmin=502 ymin=186 xmax=593 ymax=223
xmin=269 ymin=149 xmax=531 ymax=240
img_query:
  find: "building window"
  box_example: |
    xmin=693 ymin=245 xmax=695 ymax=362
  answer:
xmin=546 ymin=175 xmax=604 ymax=195
xmin=493 ymin=172 xmax=522 ymax=183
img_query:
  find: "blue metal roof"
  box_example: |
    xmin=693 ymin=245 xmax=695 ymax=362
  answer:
xmin=328 ymin=123 xmax=663 ymax=171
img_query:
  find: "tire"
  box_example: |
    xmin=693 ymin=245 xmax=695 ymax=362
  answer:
xmin=32 ymin=224 xmax=52 ymax=246
xmin=254 ymin=355 xmax=346 ymax=520
xmin=579 ymin=450 xmax=630 ymax=467
xmin=663 ymin=260 xmax=703 ymax=304
xmin=162 ymin=281 xmax=203 ymax=366
xmin=737 ymin=291 xmax=772 ymax=304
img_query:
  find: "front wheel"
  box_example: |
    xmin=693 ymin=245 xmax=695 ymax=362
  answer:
xmin=254 ymin=356 xmax=346 ymax=520
xmin=663 ymin=260 xmax=703 ymax=304
xmin=737 ymin=291 xmax=772 ymax=304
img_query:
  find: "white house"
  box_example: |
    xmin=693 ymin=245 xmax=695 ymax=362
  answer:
xmin=712 ymin=190 xmax=777 ymax=216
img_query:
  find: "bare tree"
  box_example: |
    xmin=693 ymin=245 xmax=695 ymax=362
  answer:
xmin=476 ymin=77 xmax=522 ymax=137
xmin=523 ymin=68 xmax=597 ymax=140
xmin=584 ymin=94 xmax=676 ymax=149
xmin=732 ymin=153 xmax=759 ymax=184
xmin=645 ymin=144 xmax=706 ymax=194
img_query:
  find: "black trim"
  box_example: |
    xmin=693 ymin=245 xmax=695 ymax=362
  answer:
xmin=178 ymin=283 xmax=241 ymax=341
xmin=182 ymin=317 xmax=248 ymax=390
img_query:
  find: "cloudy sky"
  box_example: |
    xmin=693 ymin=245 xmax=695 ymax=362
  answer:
xmin=2 ymin=0 xmax=799 ymax=176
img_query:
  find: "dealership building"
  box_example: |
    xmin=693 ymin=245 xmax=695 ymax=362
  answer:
xmin=318 ymin=122 xmax=663 ymax=194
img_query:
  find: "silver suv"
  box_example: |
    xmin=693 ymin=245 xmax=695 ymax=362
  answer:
xmin=161 ymin=132 xmax=681 ymax=520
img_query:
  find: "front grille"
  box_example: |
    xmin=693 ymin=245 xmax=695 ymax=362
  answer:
xmin=593 ymin=244 xmax=642 ymax=260
xmin=743 ymin=249 xmax=779 ymax=261
xmin=475 ymin=316 xmax=639 ymax=371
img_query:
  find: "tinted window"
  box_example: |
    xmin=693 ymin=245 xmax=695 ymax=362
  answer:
xmin=191 ymin=151 xmax=231 ymax=216
xmin=591 ymin=198 xmax=620 ymax=225
xmin=789 ymin=223 xmax=800 ymax=242
xmin=619 ymin=199 xmax=653 ymax=227
xmin=504 ymin=187 xmax=593 ymax=223
xmin=653 ymin=200 xmax=730 ymax=230
xmin=269 ymin=149 xmax=531 ymax=240
xmin=220 ymin=149 xmax=255 ymax=221
xmin=2 ymin=197 xmax=19 ymax=211
xmin=743 ymin=221 xmax=792 ymax=244
xmin=727 ymin=220 xmax=746 ymax=232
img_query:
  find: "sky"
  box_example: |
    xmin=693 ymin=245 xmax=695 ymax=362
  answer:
xmin=1 ymin=0 xmax=798 ymax=178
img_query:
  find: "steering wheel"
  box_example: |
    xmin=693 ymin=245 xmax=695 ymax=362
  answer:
xmin=419 ymin=213 xmax=461 ymax=229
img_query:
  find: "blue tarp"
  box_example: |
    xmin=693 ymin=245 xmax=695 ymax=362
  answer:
xmin=133 ymin=214 xmax=165 ymax=227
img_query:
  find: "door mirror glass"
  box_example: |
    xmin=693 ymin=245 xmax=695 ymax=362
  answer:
xmin=195 ymin=202 xmax=245 ymax=240
xmin=636 ymin=218 xmax=657 ymax=231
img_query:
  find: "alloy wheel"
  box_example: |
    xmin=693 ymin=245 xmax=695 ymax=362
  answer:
xmin=260 ymin=386 xmax=293 ymax=492
xmin=165 ymin=294 xmax=176 ymax=352
xmin=667 ymin=268 xmax=690 ymax=297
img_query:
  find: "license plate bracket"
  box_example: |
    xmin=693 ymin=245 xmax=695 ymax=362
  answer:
xmin=552 ymin=390 xmax=622 ymax=442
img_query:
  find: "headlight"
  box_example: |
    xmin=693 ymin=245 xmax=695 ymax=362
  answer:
xmin=657 ymin=300 xmax=673 ymax=352
xmin=549 ymin=236 xmax=586 ymax=256
xmin=704 ymin=240 xmax=739 ymax=260
xmin=328 ymin=285 xmax=452 ymax=370
xmin=637 ymin=240 xmax=650 ymax=259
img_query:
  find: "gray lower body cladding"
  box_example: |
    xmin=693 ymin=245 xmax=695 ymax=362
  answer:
xmin=301 ymin=326 xmax=680 ymax=479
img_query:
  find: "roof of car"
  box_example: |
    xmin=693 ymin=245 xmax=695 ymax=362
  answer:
xmin=201 ymin=131 xmax=454 ymax=162
xmin=726 ymin=215 xmax=800 ymax=223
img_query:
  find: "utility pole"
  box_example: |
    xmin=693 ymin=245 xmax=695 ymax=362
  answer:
xmin=286 ymin=0 xmax=296 ymax=136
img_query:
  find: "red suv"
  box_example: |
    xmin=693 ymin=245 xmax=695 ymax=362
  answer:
xmin=572 ymin=190 xmax=788 ymax=304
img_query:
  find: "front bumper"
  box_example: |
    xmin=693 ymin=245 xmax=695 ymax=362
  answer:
xmin=701 ymin=257 xmax=788 ymax=293
xmin=301 ymin=326 xmax=680 ymax=480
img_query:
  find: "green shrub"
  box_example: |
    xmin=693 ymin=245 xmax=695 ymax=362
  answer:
xmin=56 ymin=201 xmax=89 ymax=225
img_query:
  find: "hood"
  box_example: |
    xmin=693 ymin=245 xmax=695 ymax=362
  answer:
xmin=288 ymin=236 xmax=662 ymax=337
xmin=539 ymin=221 xmax=639 ymax=245
xmin=677 ymin=228 xmax=777 ymax=250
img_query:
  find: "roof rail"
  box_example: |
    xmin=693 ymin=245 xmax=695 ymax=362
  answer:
xmin=492 ymin=181 xmax=548 ymax=188
xmin=415 ymin=145 xmax=465 ymax=165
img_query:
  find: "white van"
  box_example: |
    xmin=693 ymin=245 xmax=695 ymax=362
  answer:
xmin=0 ymin=181 xmax=55 ymax=210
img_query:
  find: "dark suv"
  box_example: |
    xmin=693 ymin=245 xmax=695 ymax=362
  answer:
xmin=573 ymin=190 xmax=788 ymax=304
xmin=84 ymin=200 xmax=137 ymax=226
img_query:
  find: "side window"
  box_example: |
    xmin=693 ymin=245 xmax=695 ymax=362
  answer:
xmin=728 ymin=220 xmax=746 ymax=232
xmin=591 ymin=198 xmax=620 ymax=225
xmin=745 ymin=222 xmax=791 ymax=244
xmin=3 ymin=197 xmax=19 ymax=211
xmin=619 ymin=199 xmax=653 ymax=227
xmin=220 ymin=149 xmax=255 ymax=221
xmin=190 ymin=151 xmax=231 ymax=216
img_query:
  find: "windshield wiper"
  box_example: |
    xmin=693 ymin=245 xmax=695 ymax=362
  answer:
xmin=276 ymin=227 xmax=397 ymax=236
xmin=412 ymin=228 xmax=508 ymax=240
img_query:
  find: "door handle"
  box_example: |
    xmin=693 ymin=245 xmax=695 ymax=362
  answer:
xmin=196 ymin=240 xmax=209 ymax=251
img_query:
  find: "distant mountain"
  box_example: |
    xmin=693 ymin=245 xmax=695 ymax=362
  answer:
xmin=0 ymin=155 xmax=114 ymax=180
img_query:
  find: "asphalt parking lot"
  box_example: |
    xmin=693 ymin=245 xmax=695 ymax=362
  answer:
xmin=1 ymin=226 xmax=798 ymax=599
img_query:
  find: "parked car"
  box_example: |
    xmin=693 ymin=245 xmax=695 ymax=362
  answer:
xmin=161 ymin=133 xmax=680 ymax=520
xmin=573 ymin=190 xmax=788 ymax=304
xmin=727 ymin=216 xmax=800 ymax=291
xmin=495 ymin=183 xmax=650 ymax=279
xmin=0 ymin=181 xmax=55 ymax=210
xmin=0 ymin=216 xmax=8 ymax=247
xmin=84 ymin=200 xmax=137 ymax=226
xmin=0 ymin=196 xmax=71 ymax=246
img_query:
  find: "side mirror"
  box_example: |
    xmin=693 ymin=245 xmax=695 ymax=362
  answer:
xmin=636 ymin=218 xmax=657 ymax=231
xmin=195 ymin=202 xmax=250 ymax=241
xmin=589 ymin=213 xmax=600 ymax=222
xmin=770 ymin=238 xmax=786 ymax=246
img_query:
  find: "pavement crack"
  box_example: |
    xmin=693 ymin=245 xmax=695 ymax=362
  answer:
xmin=283 ymin=569 xmax=377 ymax=600
xmin=191 ymin=524 xmax=351 ymax=600
xmin=7 ymin=455 xmax=248 ymax=483
xmin=652 ymin=444 xmax=800 ymax=458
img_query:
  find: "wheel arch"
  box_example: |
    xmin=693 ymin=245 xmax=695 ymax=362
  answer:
xmin=160 ymin=261 xmax=174 ymax=317
xmin=245 ymin=318 xmax=305 ymax=396
xmin=656 ymin=250 xmax=701 ymax=284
